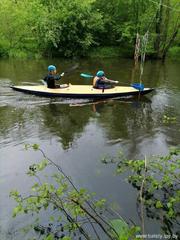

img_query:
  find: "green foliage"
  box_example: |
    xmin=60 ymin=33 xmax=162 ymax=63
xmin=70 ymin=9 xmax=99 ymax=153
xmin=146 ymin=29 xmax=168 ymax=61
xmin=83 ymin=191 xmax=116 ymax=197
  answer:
xmin=0 ymin=0 xmax=179 ymax=58
xmin=110 ymin=219 xmax=129 ymax=240
xmin=168 ymin=46 xmax=180 ymax=60
xmin=62 ymin=237 xmax=71 ymax=240
xmin=163 ymin=115 xmax=177 ymax=124
xmin=0 ymin=0 xmax=104 ymax=58
xmin=116 ymin=147 xmax=180 ymax=234
xmin=44 ymin=235 xmax=54 ymax=240
xmin=110 ymin=219 xmax=141 ymax=240
xmin=46 ymin=0 xmax=104 ymax=57
xmin=0 ymin=0 xmax=47 ymax=58
xmin=9 ymin=142 xmax=180 ymax=238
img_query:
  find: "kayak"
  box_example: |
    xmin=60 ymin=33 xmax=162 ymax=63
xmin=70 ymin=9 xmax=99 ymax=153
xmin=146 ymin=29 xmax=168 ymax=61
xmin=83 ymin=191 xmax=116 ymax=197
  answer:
xmin=11 ymin=84 xmax=154 ymax=99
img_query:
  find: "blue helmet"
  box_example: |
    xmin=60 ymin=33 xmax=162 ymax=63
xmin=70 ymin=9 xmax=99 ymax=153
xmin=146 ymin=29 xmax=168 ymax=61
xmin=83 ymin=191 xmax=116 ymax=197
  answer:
xmin=48 ymin=65 xmax=56 ymax=71
xmin=96 ymin=70 xmax=105 ymax=77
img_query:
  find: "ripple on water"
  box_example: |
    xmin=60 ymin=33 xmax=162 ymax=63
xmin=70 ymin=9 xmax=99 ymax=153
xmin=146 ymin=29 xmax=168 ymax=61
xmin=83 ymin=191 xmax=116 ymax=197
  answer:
xmin=0 ymin=80 xmax=91 ymax=108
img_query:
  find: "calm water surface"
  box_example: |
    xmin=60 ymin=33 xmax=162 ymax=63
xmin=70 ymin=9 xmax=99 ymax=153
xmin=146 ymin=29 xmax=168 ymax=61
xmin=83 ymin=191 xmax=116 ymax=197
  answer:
xmin=0 ymin=58 xmax=179 ymax=239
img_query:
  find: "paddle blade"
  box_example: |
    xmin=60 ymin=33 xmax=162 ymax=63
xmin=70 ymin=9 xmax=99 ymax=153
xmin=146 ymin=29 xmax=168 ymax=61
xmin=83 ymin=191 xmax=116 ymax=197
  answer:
xmin=80 ymin=73 xmax=94 ymax=78
xmin=131 ymin=83 xmax=144 ymax=91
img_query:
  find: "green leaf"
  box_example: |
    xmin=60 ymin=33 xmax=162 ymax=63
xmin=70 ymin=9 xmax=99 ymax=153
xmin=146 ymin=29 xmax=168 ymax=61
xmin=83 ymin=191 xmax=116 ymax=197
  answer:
xmin=44 ymin=234 xmax=54 ymax=240
xmin=62 ymin=237 xmax=71 ymax=240
xmin=12 ymin=205 xmax=23 ymax=217
xmin=37 ymin=159 xmax=48 ymax=171
xmin=167 ymin=208 xmax=174 ymax=218
xmin=49 ymin=216 xmax=55 ymax=222
xmin=167 ymin=202 xmax=172 ymax=209
xmin=155 ymin=201 xmax=163 ymax=209
xmin=110 ymin=219 xmax=129 ymax=240
xmin=95 ymin=198 xmax=106 ymax=208
xmin=32 ymin=144 xmax=39 ymax=150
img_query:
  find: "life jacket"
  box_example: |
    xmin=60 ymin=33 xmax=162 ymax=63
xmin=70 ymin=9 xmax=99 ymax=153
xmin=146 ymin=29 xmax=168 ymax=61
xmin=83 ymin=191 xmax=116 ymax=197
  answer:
xmin=44 ymin=74 xmax=61 ymax=88
xmin=94 ymin=77 xmax=113 ymax=89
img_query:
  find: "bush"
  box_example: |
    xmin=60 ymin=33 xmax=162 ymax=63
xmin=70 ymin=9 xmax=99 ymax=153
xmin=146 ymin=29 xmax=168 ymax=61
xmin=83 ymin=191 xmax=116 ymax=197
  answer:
xmin=168 ymin=46 xmax=180 ymax=60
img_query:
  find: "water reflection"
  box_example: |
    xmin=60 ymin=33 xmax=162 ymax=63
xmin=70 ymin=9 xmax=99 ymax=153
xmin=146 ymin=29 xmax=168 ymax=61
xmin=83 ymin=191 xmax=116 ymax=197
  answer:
xmin=0 ymin=96 xmax=156 ymax=150
xmin=41 ymin=103 xmax=92 ymax=149
xmin=0 ymin=91 xmax=179 ymax=152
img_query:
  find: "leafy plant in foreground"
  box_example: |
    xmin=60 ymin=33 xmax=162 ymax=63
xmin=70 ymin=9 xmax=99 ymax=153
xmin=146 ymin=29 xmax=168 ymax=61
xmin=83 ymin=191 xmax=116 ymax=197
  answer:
xmin=10 ymin=144 xmax=140 ymax=240
xmin=116 ymin=147 xmax=180 ymax=236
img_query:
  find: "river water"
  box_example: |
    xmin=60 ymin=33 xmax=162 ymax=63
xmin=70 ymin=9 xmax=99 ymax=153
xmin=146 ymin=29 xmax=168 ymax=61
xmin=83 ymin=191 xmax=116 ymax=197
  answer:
xmin=0 ymin=58 xmax=179 ymax=239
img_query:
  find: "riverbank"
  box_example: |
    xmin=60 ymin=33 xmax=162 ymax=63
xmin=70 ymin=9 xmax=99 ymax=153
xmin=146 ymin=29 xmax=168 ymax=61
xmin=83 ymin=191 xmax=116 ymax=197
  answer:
xmin=89 ymin=46 xmax=180 ymax=60
xmin=1 ymin=45 xmax=179 ymax=60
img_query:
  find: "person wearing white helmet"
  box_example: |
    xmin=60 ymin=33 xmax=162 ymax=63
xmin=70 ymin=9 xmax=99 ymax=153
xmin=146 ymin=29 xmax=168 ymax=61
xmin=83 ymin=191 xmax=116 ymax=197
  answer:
xmin=43 ymin=65 xmax=64 ymax=88
xmin=93 ymin=70 xmax=118 ymax=89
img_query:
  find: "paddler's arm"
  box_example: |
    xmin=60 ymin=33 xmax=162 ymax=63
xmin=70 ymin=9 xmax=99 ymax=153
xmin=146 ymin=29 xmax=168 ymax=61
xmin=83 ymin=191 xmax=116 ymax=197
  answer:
xmin=54 ymin=72 xmax=65 ymax=80
xmin=102 ymin=77 xmax=118 ymax=84
xmin=93 ymin=76 xmax=98 ymax=87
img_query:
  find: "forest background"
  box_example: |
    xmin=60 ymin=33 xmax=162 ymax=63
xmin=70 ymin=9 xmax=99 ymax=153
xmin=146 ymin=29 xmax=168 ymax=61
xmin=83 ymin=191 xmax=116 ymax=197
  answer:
xmin=0 ymin=0 xmax=179 ymax=59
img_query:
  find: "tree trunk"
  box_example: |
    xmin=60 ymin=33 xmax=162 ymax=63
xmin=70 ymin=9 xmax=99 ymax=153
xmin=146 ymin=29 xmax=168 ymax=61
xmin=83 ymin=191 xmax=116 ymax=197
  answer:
xmin=154 ymin=0 xmax=163 ymax=58
xmin=161 ymin=0 xmax=170 ymax=46
xmin=162 ymin=23 xmax=179 ymax=61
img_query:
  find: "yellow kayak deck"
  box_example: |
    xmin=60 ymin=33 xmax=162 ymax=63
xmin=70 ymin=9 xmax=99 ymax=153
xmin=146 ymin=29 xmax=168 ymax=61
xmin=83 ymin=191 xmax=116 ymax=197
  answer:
xmin=11 ymin=84 xmax=154 ymax=99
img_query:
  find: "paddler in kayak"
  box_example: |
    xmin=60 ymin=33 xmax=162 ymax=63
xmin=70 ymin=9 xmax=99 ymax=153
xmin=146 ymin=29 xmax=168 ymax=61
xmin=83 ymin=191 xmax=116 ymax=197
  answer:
xmin=43 ymin=65 xmax=64 ymax=88
xmin=93 ymin=71 xmax=118 ymax=89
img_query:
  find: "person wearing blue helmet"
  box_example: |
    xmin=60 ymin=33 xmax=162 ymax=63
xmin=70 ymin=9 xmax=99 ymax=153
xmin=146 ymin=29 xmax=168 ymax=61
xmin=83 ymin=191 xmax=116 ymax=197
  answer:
xmin=93 ymin=70 xmax=118 ymax=89
xmin=43 ymin=65 xmax=64 ymax=88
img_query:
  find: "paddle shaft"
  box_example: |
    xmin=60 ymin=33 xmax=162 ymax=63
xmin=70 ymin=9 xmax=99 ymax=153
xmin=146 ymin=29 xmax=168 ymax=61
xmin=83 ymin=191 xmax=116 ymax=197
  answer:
xmin=62 ymin=63 xmax=79 ymax=75
xmin=103 ymin=79 xmax=118 ymax=84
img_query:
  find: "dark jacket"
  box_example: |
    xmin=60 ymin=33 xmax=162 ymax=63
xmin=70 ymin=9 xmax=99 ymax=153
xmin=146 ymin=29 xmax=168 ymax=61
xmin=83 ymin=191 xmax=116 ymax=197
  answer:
xmin=43 ymin=74 xmax=61 ymax=88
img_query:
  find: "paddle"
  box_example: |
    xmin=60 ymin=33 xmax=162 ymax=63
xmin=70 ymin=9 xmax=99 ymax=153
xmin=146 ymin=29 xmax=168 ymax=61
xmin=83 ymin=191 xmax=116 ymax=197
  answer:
xmin=41 ymin=63 xmax=79 ymax=85
xmin=131 ymin=83 xmax=144 ymax=91
xmin=57 ymin=63 xmax=79 ymax=78
xmin=80 ymin=73 xmax=94 ymax=78
xmin=63 ymin=63 xmax=79 ymax=75
xmin=80 ymin=73 xmax=118 ymax=84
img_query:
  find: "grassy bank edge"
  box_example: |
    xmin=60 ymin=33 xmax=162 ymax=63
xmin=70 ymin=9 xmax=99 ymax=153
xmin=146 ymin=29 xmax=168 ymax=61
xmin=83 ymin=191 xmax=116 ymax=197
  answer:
xmin=0 ymin=46 xmax=179 ymax=60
